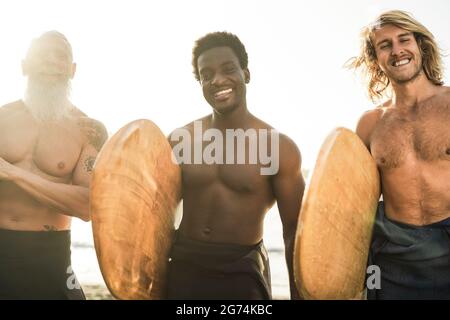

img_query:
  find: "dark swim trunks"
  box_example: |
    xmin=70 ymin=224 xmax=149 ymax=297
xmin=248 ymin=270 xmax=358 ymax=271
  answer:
xmin=367 ymin=202 xmax=450 ymax=300
xmin=167 ymin=233 xmax=272 ymax=300
xmin=0 ymin=228 xmax=85 ymax=300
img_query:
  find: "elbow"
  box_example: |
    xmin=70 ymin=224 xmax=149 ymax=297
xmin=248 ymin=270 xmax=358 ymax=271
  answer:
xmin=73 ymin=208 xmax=91 ymax=222
xmin=80 ymin=205 xmax=91 ymax=222
xmin=64 ymin=208 xmax=90 ymax=222
xmin=80 ymin=213 xmax=91 ymax=222
xmin=77 ymin=201 xmax=91 ymax=222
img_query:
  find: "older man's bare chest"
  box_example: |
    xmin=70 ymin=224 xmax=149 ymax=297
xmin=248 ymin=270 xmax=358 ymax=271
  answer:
xmin=370 ymin=100 xmax=450 ymax=169
xmin=0 ymin=110 xmax=83 ymax=178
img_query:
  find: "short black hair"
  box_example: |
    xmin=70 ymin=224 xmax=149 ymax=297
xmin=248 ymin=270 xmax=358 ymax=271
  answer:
xmin=192 ymin=31 xmax=249 ymax=81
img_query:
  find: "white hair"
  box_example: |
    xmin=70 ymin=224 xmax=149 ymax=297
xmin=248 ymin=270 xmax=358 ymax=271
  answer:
xmin=24 ymin=75 xmax=73 ymax=122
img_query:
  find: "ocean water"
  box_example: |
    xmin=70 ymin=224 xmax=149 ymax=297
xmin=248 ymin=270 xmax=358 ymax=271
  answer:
xmin=70 ymin=206 xmax=291 ymax=300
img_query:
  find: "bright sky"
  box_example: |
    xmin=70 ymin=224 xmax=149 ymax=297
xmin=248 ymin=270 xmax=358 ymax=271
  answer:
xmin=1 ymin=0 xmax=449 ymax=170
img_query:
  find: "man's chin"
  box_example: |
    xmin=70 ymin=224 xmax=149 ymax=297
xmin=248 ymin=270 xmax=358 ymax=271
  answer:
xmin=212 ymin=104 xmax=235 ymax=115
xmin=389 ymin=67 xmax=422 ymax=85
xmin=210 ymin=99 xmax=238 ymax=113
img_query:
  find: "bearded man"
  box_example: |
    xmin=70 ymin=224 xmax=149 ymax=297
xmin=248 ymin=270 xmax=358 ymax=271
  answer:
xmin=0 ymin=31 xmax=107 ymax=299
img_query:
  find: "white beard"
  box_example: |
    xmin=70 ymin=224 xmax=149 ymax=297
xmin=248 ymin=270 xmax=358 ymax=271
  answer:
xmin=24 ymin=75 xmax=73 ymax=123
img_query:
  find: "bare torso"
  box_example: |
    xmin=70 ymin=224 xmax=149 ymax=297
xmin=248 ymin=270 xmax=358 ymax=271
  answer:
xmin=0 ymin=100 xmax=97 ymax=230
xmin=366 ymin=88 xmax=450 ymax=225
xmin=173 ymin=114 xmax=285 ymax=245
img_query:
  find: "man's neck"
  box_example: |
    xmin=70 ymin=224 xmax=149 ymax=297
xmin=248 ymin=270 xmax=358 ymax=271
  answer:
xmin=391 ymin=72 xmax=440 ymax=110
xmin=211 ymin=103 xmax=251 ymax=129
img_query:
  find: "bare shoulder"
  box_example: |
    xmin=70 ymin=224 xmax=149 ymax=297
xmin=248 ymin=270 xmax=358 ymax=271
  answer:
xmin=278 ymin=133 xmax=301 ymax=159
xmin=250 ymin=115 xmax=274 ymax=130
xmin=70 ymin=105 xmax=88 ymax=117
xmin=250 ymin=115 xmax=301 ymax=169
xmin=418 ymin=86 xmax=450 ymax=118
xmin=434 ymin=86 xmax=450 ymax=106
xmin=184 ymin=115 xmax=211 ymax=131
xmin=440 ymin=85 xmax=450 ymax=95
xmin=0 ymin=100 xmax=26 ymax=117
xmin=251 ymin=116 xmax=296 ymax=151
xmin=76 ymin=116 xmax=108 ymax=152
xmin=275 ymin=133 xmax=302 ymax=178
xmin=356 ymin=105 xmax=386 ymax=148
xmin=168 ymin=115 xmax=210 ymax=143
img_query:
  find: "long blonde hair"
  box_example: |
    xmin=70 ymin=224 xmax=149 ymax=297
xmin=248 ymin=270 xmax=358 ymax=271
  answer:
xmin=348 ymin=10 xmax=444 ymax=102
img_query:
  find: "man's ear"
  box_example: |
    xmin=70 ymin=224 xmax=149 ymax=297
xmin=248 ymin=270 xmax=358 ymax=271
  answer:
xmin=70 ymin=62 xmax=77 ymax=79
xmin=244 ymin=68 xmax=250 ymax=84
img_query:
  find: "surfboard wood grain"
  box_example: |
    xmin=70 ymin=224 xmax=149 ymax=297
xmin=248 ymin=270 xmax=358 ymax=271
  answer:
xmin=294 ymin=127 xmax=380 ymax=300
xmin=91 ymin=119 xmax=181 ymax=300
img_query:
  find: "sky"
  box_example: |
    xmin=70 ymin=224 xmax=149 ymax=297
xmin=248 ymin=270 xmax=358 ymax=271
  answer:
xmin=1 ymin=0 xmax=449 ymax=171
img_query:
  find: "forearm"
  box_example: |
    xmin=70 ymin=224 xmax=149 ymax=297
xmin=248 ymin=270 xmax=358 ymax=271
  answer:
xmin=11 ymin=168 xmax=90 ymax=221
xmin=284 ymin=231 xmax=301 ymax=300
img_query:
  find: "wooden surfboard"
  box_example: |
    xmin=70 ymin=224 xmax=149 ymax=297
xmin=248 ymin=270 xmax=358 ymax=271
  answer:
xmin=90 ymin=119 xmax=181 ymax=300
xmin=294 ymin=127 xmax=380 ymax=300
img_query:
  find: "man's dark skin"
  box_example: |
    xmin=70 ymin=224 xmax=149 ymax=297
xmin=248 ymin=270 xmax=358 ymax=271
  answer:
xmin=169 ymin=46 xmax=305 ymax=299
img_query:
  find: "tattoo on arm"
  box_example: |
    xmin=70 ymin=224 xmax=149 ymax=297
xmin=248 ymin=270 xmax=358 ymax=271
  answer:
xmin=84 ymin=156 xmax=96 ymax=173
xmin=78 ymin=119 xmax=108 ymax=152
xmin=43 ymin=225 xmax=58 ymax=231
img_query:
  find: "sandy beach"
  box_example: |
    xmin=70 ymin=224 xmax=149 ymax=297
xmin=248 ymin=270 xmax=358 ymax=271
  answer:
xmin=79 ymin=248 xmax=290 ymax=300
xmin=80 ymin=247 xmax=290 ymax=300
xmin=84 ymin=284 xmax=114 ymax=300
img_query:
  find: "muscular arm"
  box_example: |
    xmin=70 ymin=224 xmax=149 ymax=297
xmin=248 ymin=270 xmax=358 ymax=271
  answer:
xmin=168 ymin=127 xmax=191 ymax=200
xmin=0 ymin=118 xmax=108 ymax=222
xmin=272 ymin=135 xmax=305 ymax=300
xmin=356 ymin=108 xmax=382 ymax=149
xmin=0 ymin=161 xmax=90 ymax=220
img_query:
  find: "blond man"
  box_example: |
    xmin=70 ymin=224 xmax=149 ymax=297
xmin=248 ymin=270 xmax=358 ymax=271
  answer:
xmin=349 ymin=10 xmax=450 ymax=299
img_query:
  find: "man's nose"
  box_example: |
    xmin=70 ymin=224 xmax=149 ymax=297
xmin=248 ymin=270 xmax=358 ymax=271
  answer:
xmin=391 ymin=41 xmax=404 ymax=57
xmin=211 ymin=72 xmax=227 ymax=86
xmin=42 ymin=59 xmax=67 ymax=75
